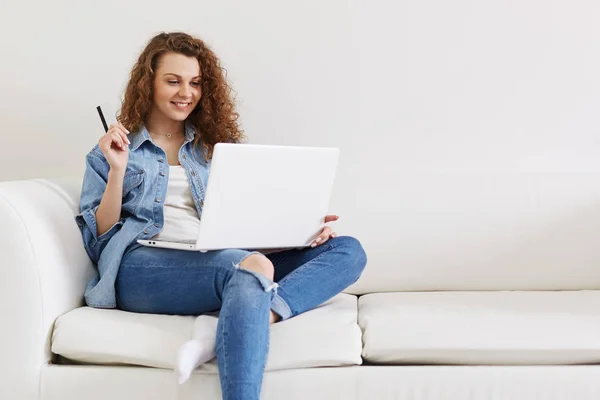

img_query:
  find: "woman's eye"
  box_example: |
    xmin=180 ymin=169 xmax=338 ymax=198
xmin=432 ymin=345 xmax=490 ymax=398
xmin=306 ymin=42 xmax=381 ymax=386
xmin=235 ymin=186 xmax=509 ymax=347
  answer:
xmin=191 ymin=82 xmax=200 ymax=86
xmin=168 ymin=80 xmax=178 ymax=84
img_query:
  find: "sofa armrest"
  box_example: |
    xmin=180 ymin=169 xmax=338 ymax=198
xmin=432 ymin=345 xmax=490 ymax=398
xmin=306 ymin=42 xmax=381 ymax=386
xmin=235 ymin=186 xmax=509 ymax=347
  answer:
xmin=0 ymin=177 xmax=94 ymax=400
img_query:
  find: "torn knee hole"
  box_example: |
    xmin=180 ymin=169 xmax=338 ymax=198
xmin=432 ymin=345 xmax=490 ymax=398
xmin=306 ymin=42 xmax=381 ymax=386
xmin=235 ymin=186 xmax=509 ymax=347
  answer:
xmin=232 ymin=262 xmax=279 ymax=293
xmin=237 ymin=256 xmax=274 ymax=280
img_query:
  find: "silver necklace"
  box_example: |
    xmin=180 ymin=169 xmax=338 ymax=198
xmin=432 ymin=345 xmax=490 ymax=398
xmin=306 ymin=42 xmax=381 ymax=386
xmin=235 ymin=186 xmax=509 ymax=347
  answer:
xmin=148 ymin=129 xmax=183 ymax=139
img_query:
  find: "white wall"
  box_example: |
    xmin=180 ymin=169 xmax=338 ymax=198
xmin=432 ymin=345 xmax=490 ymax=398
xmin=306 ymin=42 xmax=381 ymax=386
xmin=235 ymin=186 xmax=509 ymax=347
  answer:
xmin=2 ymin=0 xmax=600 ymax=291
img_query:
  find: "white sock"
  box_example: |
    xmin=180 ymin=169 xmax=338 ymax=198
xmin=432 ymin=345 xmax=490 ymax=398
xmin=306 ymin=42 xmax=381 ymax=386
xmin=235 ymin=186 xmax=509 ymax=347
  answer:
xmin=176 ymin=314 xmax=218 ymax=384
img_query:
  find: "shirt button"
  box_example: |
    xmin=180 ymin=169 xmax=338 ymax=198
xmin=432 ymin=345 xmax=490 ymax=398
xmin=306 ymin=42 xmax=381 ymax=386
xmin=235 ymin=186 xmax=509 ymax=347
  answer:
xmin=182 ymin=155 xmax=186 ymax=160
xmin=160 ymin=171 xmax=166 ymax=176
xmin=154 ymin=223 xmax=159 ymax=228
xmin=155 ymin=198 xmax=161 ymax=202
xmin=158 ymin=158 xmax=164 ymax=163
xmin=200 ymin=200 xmax=204 ymax=206
xmin=190 ymin=170 xmax=196 ymax=177
xmin=143 ymin=229 xmax=149 ymax=234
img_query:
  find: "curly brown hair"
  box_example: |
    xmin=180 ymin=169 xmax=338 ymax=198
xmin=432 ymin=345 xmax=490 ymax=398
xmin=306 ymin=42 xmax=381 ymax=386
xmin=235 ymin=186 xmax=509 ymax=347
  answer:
xmin=119 ymin=31 xmax=245 ymax=160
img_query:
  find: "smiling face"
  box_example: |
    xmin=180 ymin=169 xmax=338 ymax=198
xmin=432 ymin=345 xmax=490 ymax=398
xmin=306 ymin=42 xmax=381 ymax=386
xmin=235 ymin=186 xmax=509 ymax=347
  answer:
xmin=150 ymin=52 xmax=202 ymax=127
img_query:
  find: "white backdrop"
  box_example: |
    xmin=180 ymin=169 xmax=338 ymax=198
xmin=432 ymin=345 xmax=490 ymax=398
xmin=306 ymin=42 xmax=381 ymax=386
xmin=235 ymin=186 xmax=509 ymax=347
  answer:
xmin=2 ymin=0 xmax=600 ymax=291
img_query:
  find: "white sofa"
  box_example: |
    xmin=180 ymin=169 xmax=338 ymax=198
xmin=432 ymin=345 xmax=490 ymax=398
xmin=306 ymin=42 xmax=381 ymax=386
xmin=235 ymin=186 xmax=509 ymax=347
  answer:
xmin=3 ymin=175 xmax=600 ymax=400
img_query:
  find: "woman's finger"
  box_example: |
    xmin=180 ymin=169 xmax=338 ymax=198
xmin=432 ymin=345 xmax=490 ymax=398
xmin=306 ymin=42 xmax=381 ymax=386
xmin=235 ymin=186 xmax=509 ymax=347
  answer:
xmin=311 ymin=226 xmax=332 ymax=247
xmin=118 ymin=122 xmax=130 ymax=134
xmin=117 ymin=129 xmax=130 ymax=145
xmin=105 ymin=125 xmax=120 ymax=144
xmin=111 ymin=133 xmax=124 ymax=149
xmin=100 ymin=133 xmax=115 ymax=149
xmin=109 ymin=124 xmax=128 ymax=142
xmin=324 ymin=215 xmax=339 ymax=224
xmin=116 ymin=124 xmax=131 ymax=144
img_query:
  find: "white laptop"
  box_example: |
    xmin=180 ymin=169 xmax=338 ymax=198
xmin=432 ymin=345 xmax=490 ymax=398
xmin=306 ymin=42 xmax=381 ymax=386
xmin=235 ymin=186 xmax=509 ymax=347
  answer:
xmin=137 ymin=143 xmax=339 ymax=252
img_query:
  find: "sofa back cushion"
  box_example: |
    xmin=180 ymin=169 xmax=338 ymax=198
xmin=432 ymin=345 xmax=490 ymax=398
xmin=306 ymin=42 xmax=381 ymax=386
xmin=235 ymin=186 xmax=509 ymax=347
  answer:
xmin=345 ymin=172 xmax=600 ymax=294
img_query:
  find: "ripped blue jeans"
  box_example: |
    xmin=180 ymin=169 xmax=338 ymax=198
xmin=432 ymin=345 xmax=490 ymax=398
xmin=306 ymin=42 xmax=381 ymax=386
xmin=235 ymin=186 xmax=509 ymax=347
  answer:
xmin=115 ymin=235 xmax=367 ymax=400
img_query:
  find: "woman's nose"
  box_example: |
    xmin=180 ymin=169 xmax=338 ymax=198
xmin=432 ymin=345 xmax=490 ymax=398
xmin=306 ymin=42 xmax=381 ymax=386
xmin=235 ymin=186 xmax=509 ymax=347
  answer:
xmin=179 ymin=85 xmax=191 ymax=98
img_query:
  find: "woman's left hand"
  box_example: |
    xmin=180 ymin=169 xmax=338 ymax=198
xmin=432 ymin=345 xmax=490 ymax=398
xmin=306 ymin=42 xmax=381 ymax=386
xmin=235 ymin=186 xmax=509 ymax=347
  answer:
xmin=311 ymin=215 xmax=339 ymax=247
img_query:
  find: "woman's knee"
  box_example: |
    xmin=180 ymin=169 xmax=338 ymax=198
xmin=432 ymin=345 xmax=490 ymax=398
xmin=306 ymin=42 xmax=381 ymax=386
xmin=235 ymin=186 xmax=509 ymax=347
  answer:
xmin=333 ymin=236 xmax=367 ymax=278
xmin=239 ymin=254 xmax=275 ymax=281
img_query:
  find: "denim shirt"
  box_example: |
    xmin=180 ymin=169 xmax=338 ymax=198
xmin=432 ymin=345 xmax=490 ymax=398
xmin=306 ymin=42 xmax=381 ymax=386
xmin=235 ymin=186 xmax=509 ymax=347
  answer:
xmin=75 ymin=123 xmax=211 ymax=308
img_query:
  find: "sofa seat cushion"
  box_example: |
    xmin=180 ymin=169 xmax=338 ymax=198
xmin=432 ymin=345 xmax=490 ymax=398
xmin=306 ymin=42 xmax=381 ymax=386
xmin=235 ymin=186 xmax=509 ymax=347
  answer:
xmin=359 ymin=291 xmax=600 ymax=365
xmin=52 ymin=293 xmax=362 ymax=371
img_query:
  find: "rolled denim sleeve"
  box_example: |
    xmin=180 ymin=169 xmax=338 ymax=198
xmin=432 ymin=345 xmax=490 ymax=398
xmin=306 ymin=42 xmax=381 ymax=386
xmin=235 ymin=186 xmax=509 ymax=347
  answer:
xmin=75 ymin=149 xmax=124 ymax=263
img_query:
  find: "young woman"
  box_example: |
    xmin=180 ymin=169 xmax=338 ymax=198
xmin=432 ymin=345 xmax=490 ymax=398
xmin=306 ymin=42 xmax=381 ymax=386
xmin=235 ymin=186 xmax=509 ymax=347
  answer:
xmin=76 ymin=31 xmax=367 ymax=400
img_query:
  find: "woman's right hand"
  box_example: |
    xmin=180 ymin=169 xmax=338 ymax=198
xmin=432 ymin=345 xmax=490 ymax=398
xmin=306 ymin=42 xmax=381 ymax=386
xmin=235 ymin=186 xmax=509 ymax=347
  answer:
xmin=99 ymin=123 xmax=131 ymax=172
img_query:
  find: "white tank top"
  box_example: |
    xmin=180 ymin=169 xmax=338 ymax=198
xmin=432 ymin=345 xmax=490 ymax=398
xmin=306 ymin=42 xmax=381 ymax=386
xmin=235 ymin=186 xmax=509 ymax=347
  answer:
xmin=153 ymin=165 xmax=201 ymax=242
